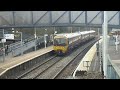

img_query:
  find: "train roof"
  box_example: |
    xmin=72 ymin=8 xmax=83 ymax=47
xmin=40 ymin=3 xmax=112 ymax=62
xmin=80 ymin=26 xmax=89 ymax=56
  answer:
xmin=54 ymin=30 xmax=95 ymax=39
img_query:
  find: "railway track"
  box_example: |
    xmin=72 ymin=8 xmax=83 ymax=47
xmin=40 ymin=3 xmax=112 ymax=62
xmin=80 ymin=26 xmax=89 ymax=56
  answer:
xmin=53 ymin=41 xmax=95 ymax=79
xmin=17 ymin=38 xmax=98 ymax=79
xmin=35 ymin=39 xmax=98 ymax=79
xmin=32 ymin=56 xmax=63 ymax=79
xmin=16 ymin=55 xmax=61 ymax=79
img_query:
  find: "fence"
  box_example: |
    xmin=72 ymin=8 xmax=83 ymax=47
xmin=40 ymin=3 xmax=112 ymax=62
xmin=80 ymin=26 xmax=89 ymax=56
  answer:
xmin=107 ymin=55 xmax=120 ymax=79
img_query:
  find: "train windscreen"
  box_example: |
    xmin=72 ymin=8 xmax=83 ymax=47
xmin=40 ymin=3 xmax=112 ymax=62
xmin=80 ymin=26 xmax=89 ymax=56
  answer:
xmin=54 ymin=38 xmax=66 ymax=46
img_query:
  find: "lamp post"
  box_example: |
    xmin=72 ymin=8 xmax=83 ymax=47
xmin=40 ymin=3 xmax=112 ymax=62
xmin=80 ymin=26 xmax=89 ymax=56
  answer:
xmin=79 ymin=27 xmax=80 ymax=32
xmin=44 ymin=29 xmax=47 ymax=48
xmin=71 ymin=27 xmax=72 ymax=33
xmin=12 ymin=28 xmax=23 ymax=55
xmin=2 ymin=29 xmax=6 ymax=62
xmin=115 ymin=34 xmax=118 ymax=51
xmin=53 ymin=27 xmax=56 ymax=45
xmin=34 ymin=28 xmax=37 ymax=51
xmin=19 ymin=31 xmax=23 ymax=55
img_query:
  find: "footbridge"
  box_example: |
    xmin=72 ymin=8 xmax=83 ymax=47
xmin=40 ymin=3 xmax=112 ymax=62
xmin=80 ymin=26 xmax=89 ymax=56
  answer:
xmin=0 ymin=11 xmax=120 ymax=28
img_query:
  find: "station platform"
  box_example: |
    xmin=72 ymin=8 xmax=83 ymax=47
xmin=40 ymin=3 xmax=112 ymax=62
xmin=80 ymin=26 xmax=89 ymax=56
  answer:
xmin=0 ymin=46 xmax=53 ymax=76
xmin=108 ymin=43 xmax=120 ymax=70
xmin=73 ymin=38 xmax=103 ymax=79
xmin=108 ymin=40 xmax=120 ymax=60
xmin=107 ymin=36 xmax=120 ymax=78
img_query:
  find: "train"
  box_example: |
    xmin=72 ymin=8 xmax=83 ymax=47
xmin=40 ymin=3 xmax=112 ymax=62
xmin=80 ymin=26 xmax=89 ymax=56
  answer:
xmin=53 ymin=30 xmax=96 ymax=55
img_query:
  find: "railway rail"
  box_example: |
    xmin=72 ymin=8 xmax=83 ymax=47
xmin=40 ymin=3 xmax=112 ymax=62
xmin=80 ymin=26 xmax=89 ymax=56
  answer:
xmin=53 ymin=41 xmax=96 ymax=79
xmin=16 ymin=55 xmax=54 ymax=79
xmin=16 ymin=38 xmax=98 ymax=79
xmin=17 ymin=56 xmax=63 ymax=79
xmin=33 ymin=56 xmax=62 ymax=79
xmin=35 ymin=39 xmax=98 ymax=79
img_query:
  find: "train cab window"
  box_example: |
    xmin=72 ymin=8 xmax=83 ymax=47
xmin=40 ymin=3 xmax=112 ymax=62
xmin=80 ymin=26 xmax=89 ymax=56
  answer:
xmin=54 ymin=38 xmax=67 ymax=46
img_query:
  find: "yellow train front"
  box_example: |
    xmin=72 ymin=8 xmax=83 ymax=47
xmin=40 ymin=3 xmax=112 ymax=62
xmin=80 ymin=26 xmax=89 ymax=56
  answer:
xmin=53 ymin=35 xmax=68 ymax=55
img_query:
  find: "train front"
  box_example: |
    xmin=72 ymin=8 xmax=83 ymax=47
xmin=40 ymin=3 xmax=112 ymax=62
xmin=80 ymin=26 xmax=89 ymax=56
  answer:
xmin=53 ymin=36 xmax=68 ymax=55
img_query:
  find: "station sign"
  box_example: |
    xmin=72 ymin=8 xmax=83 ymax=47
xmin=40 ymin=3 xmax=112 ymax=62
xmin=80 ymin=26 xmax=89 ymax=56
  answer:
xmin=4 ymin=34 xmax=14 ymax=39
xmin=1 ymin=39 xmax=6 ymax=43
xmin=44 ymin=34 xmax=48 ymax=36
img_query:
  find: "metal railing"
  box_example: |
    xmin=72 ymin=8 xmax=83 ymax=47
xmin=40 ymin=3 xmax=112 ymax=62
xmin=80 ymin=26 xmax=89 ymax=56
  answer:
xmin=0 ymin=36 xmax=42 ymax=58
xmin=107 ymin=55 xmax=120 ymax=79
xmin=0 ymin=35 xmax=53 ymax=62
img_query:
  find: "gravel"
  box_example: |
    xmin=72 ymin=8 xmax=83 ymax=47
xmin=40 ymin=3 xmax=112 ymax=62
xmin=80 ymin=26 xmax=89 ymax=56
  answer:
xmin=19 ymin=38 xmax=98 ymax=79
xmin=55 ymin=44 xmax=93 ymax=79
xmin=21 ymin=56 xmax=61 ymax=79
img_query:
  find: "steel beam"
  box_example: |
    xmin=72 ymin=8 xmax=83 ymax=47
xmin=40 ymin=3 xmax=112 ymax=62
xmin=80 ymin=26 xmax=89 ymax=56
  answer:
xmin=13 ymin=11 xmax=15 ymax=25
xmin=53 ymin=11 xmax=67 ymax=24
xmin=85 ymin=11 xmax=87 ymax=26
xmin=102 ymin=11 xmax=104 ymax=25
xmin=0 ymin=24 xmax=120 ymax=29
xmin=31 ymin=11 xmax=34 ymax=25
xmin=69 ymin=11 xmax=71 ymax=24
xmin=72 ymin=11 xmax=84 ymax=23
xmin=0 ymin=11 xmax=119 ymax=29
xmin=34 ymin=11 xmax=48 ymax=25
xmin=0 ymin=16 xmax=11 ymax=25
xmin=103 ymin=11 xmax=108 ymax=78
xmin=108 ymin=11 xmax=119 ymax=23
xmin=49 ymin=11 xmax=52 ymax=24
xmin=88 ymin=11 xmax=101 ymax=24
xmin=119 ymin=11 xmax=120 ymax=26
